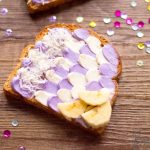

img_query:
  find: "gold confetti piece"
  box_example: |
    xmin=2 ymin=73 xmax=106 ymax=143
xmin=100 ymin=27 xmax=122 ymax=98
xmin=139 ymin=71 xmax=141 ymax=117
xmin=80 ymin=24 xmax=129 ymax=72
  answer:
xmin=89 ymin=21 xmax=97 ymax=28
xmin=147 ymin=5 xmax=150 ymax=11
xmin=145 ymin=0 xmax=150 ymax=2
xmin=137 ymin=42 xmax=145 ymax=50
xmin=136 ymin=60 xmax=144 ymax=67
xmin=76 ymin=17 xmax=84 ymax=23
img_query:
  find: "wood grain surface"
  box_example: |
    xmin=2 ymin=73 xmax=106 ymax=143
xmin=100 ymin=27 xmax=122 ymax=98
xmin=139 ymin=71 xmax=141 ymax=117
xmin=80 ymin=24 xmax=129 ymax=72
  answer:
xmin=0 ymin=0 xmax=150 ymax=149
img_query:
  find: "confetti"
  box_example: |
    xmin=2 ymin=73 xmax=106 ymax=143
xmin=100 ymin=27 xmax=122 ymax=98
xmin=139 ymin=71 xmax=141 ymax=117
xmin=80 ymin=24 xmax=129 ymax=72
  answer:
xmin=148 ymin=18 xmax=150 ymax=24
xmin=126 ymin=18 xmax=133 ymax=25
xmin=89 ymin=21 xmax=96 ymax=28
xmin=106 ymin=29 xmax=115 ymax=36
xmin=137 ymin=31 xmax=144 ymax=38
xmin=103 ymin=17 xmax=111 ymax=24
xmin=76 ymin=16 xmax=84 ymax=23
xmin=136 ymin=60 xmax=144 ymax=67
xmin=147 ymin=5 xmax=150 ymax=11
xmin=145 ymin=0 xmax=150 ymax=2
xmin=121 ymin=13 xmax=128 ymax=19
xmin=114 ymin=21 xmax=121 ymax=28
xmin=11 ymin=119 xmax=19 ymax=127
xmin=137 ymin=42 xmax=145 ymax=50
xmin=130 ymin=1 xmax=137 ymax=7
xmin=145 ymin=41 xmax=150 ymax=47
xmin=145 ymin=47 xmax=150 ymax=54
xmin=3 ymin=130 xmax=11 ymax=138
xmin=0 ymin=8 xmax=8 ymax=15
xmin=48 ymin=16 xmax=57 ymax=23
xmin=5 ymin=29 xmax=12 ymax=37
xmin=138 ymin=21 xmax=144 ymax=28
xmin=131 ymin=24 xmax=139 ymax=31
xmin=115 ymin=10 xmax=121 ymax=17
xmin=19 ymin=146 xmax=26 ymax=150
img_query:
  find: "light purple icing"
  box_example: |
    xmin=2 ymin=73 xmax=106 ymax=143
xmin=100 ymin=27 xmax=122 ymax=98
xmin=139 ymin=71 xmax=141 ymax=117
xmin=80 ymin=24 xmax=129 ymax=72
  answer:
xmin=99 ymin=76 xmax=115 ymax=89
xmin=43 ymin=81 xmax=58 ymax=94
xmin=63 ymin=48 xmax=79 ymax=64
xmin=73 ymin=29 xmax=89 ymax=40
xmin=35 ymin=41 xmax=49 ymax=52
xmin=80 ymin=45 xmax=95 ymax=57
xmin=22 ymin=58 xmax=32 ymax=67
xmin=70 ymin=64 xmax=87 ymax=75
xmin=59 ymin=79 xmax=73 ymax=90
xmin=86 ymin=81 xmax=102 ymax=91
xmin=47 ymin=96 xmax=61 ymax=112
xmin=11 ymin=76 xmax=33 ymax=98
xmin=99 ymin=63 xmax=117 ymax=78
xmin=54 ymin=66 xmax=68 ymax=78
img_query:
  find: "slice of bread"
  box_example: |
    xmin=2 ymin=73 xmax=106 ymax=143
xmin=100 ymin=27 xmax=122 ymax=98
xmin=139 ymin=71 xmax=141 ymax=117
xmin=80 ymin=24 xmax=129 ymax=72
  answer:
xmin=3 ymin=23 xmax=122 ymax=135
xmin=26 ymin=0 xmax=72 ymax=13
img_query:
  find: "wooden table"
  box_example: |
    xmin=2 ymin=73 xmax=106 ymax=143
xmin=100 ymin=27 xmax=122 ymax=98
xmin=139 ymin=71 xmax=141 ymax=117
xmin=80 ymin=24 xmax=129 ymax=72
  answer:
xmin=0 ymin=0 xmax=150 ymax=149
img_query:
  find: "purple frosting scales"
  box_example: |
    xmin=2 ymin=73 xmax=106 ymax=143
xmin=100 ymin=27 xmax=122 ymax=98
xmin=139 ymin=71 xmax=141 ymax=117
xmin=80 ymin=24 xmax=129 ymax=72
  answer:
xmin=73 ymin=29 xmax=89 ymax=40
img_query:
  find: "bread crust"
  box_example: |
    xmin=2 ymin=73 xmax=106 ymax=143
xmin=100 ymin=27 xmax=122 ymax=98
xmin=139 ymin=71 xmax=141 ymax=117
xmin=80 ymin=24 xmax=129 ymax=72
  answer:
xmin=26 ymin=0 xmax=71 ymax=14
xmin=3 ymin=23 xmax=122 ymax=135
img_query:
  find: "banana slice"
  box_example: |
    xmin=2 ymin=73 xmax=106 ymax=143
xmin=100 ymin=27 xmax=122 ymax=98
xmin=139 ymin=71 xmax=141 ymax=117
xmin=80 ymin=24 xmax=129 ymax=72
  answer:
xmin=71 ymin=86 xmax=85 ymax=99
xmin=81 ymin=101 xmax=112 ymax=129
xmin=46 ymin=70 xmax=61 ymax=84
xmin=57 ymin=89 xmax=72 ymax=102
xmin=68 ymin=72 xmax=86 ymax=87
xmin=57 ymin=100 xmax=87 ymax=120
xmin=34 ymin=90 xmax=52 ymax=106
xmin=86 ymin=69 xmax=101 ymax=82
xmin=79 ymin=54 xmax=98 ymax=70
xmin=79 ymin=88 xmax=111 ymax=106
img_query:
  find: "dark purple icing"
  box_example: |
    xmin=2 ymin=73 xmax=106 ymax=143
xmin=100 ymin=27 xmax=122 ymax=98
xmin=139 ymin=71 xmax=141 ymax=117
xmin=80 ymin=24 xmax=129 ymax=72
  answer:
xmin=35 ymin=41 xmax=49 ymax=52
xmin=80 ymin=45 xmax=95 ymax=57
xmin=43 ymin=81 xmax=58 ymax=94
xmin=63 ymin=48 xmax=79 ymax=64
xmin=54 ymin=66 xmax=68 ymax=78
xmin=86 ymin=81 xmax=102 ymax=91
xmin=22 ymin=58 xmax=32 ymax=67
xmin=70 ymin=64 xmax=87 ymax=75
xmin=99 ymin=63 xmax=117 ymax=78
xmin=59 ymin=79 xmax=73 ymax=90
xmin=47 ymin=96 xmax=61 ymax=112
xmin=73 ymin=29 xmax=89 ymax=40
xmin=11 ymin=76 xmax=33 ymax=98
xmin=99 ymin=76 xmax=115 ymax=89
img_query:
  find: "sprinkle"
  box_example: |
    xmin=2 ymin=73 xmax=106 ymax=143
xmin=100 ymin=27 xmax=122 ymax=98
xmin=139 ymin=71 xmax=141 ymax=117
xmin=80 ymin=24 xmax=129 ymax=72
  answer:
xmin=48 ymin=16 xmax=57 ymax=23
xmin=114 ymin=21 xmax=121 ymax=28
xmin=138 ymin=21 xmax=144 ymax=28
xmin=137 ymin=42 xmax=145 ymax=50
xmin=136 ymin=60 xmax=144 ymax=67
xmin=89 ymin=21 xmax=96 ymax=28
xmin=5 ymin=29 xmax=12 ymax=37
xmin=147 ymin=5 xmax=150 ymax=11
xmin=121 ymin=13 xmax=128 ymax=19
xmin=137 ymin=31 xmax=144 ymax=38
xmin=11 ymin=119 xmax=19 ymax=127
xmin=148 ymin=18 xmax=150 ymax=24
xmin=76 ymin=16 xmax=84 ymax=23
xmin=145 ymin=41 xmax=150 ymax=47
xmin=131 ymin=24 xmax=139 ymax=31
xmin=3 ymin=130 xmax=11 ymax=138
xmin=19 ymin=146 xmax=26 ymax=150
xmin=0 ymin=8 xmax=8 ymax=15
xmin=126 ymin=18 xmax=133 ymax=25
xmin=130 ymin=1 xmax=137 ymax=7
xmin=106 ymin=29 xmax=115 ymax=36
xmin=145 ymin=0 xmax=150 ymax=2
xmin=103 ymin=17 xmax=111 ymax=24
xmin=115 ymin=10 xmax=121 ymax=17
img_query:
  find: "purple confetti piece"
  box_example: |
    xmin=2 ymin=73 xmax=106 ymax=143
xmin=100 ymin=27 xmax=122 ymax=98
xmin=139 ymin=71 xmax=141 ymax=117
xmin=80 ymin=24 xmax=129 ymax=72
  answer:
xmin=48 ymin=16 xmax=57 ymax=23
xmin=0 ymin=8 xmax=8 ymax=15
xmin=5 ymin=29 xmax=12 ymax=37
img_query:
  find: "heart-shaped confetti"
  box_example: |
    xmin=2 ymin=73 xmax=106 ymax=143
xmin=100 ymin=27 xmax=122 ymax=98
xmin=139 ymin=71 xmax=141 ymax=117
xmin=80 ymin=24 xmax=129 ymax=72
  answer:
xmin=121 ymin=13 xmax=128 ymax=19
xmin=146 ymin=47 xmax=150 ymax=54
xmin=107 ymin=29 xmax=115 ymax=36
xmin=130 ymin=1 xmax=137 ymax=7
xmin=137 ymin=31 xmax=144 ymax=38
xmin=131 ymin=24 xmax=139 ymax=31
xmin=103 ymin=18 xmax=111 ymax=24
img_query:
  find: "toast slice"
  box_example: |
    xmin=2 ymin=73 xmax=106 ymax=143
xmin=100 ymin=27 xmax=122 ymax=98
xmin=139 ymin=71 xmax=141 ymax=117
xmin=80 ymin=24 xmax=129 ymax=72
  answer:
xmin=26 ymin=0 xmax=72 ymax=13
xmin=3 ymin=23 xmax=122 ymax=135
